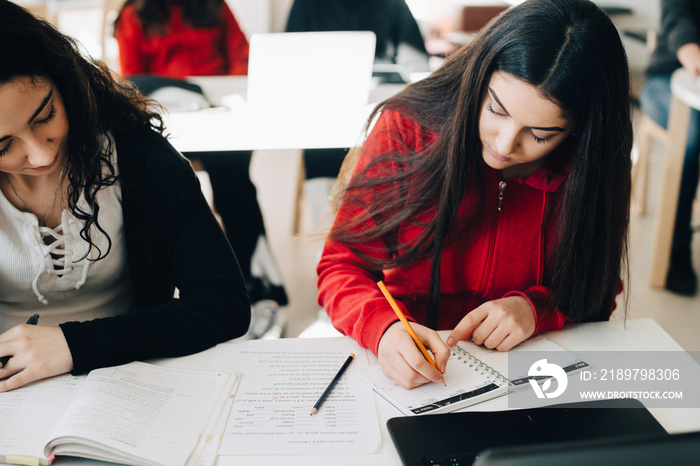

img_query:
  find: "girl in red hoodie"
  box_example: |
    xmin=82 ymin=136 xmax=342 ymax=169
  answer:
xmin=114 ymin=0 xmax=249 ymax=78
xmin=317 ymin=0 xmax=632 ymax=389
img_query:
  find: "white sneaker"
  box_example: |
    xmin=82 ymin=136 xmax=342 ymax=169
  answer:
xmin=245 ymin=300 xmax=279 ymax=340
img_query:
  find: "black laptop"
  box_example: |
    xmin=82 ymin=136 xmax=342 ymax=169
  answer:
xmin=386 ymin=399 xmax=669 ymax=466
xmin=473 ymin=430 xmax=700 ymax=466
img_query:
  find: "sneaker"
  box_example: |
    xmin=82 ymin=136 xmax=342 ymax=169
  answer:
xmin=245 ymin=300 xmax=279 ymax=339
xmin=665 ymin=244 xmax=698 ymax=296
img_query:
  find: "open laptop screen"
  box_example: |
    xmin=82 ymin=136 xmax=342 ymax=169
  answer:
xmin=247 ymin=31 xmax=376 ymax=116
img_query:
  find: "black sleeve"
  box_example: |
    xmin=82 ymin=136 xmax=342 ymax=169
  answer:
xmin=285 ymin=0 xmax=312 ymax=32
xmin=662 ymin=0 xmax=700 ymax=55
xmin=61 ymin=129 xmax=251 ymax=374
xmin=392 ymin=0 xmax=427 ymax=55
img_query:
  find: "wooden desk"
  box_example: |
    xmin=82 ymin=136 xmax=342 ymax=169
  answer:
xmin=164 ymin=76 xmax=406 ymax=152
xmin=649 ymin=68 xmax=700 ymax=287
xmin=147 ymin=318 xmax=698 ymax=466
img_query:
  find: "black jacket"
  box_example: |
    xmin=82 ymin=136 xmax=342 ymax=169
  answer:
xmin=285 ymin=0 xmax=427 ymax=62
xmin=647 ymin=0 xmax=700 ymax=77
xmin=60 ymin=126 xmax=250 ymax=374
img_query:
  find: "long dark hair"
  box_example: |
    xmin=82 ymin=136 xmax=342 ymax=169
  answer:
xmin=330 ymin=0 xmax=632 ymax=327
xmin=0 ymin=0 xmax=164 ymax=260
xmin=115 ymin=0 xmax=223 ymax=36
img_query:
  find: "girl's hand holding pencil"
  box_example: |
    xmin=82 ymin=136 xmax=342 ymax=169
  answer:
xmin=376 ymin=281 xmax=450 ymax=390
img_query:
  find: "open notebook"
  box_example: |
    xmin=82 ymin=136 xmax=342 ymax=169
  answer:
xmin=359 ymin=335 xmax=590 ymax=416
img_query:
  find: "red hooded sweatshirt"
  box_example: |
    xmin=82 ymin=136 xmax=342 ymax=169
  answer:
xmin=115 ymin=2 xmax=249 ymax=78
xmin=317 ymin=109 xmax=609 ymax=356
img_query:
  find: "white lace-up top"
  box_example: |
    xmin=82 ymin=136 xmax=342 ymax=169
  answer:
xmin=0 ymin=137 xmax=134 ymax=331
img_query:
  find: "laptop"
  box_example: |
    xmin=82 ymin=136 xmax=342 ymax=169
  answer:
xmin=386 ymin=399 xmax=668 ymax=466
xmin=246 ymin=31 xmax=376 ymax=117
xmin=473 ymin=430 xmax=700 ymax=466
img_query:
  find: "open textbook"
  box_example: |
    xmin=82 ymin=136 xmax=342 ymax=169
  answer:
xmin=0 ymin=361 xmax=239 ymax=466
xmin=359 ymin=334 xmax=590 ymax=416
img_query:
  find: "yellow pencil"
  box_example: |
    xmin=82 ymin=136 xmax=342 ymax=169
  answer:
xmin=376 ymin=280 xmax=438 ymax=370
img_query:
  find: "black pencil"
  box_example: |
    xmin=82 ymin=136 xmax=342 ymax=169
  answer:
xmin=310 ymin=353 xmax=355 ymax=415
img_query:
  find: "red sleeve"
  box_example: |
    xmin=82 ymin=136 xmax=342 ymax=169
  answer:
xmin=220 ymin=4 xmax=249 ymax=75
xmin=502 ymin=288 xmax=570 ymax=335
xmin=115 ymin=6 xmax=149 ymax=76
xmin=503 ymin=278 xmax=623 ymax=335
xmin=316 ymin=110 xmax=428 ymax=355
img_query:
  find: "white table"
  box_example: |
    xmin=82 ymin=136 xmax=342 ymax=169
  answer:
xmin=144 ymin=318 xmax=698 ymax=466
xmin=164 ymin=76 xmax=406 ymax=152
xmin=649 ymin=68 xmax=700 ymax=287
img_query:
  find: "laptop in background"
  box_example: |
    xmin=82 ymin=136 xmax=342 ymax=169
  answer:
xmin=246 ymin=31 xmax=376 ymax=118
xmin=386 ymin=399 xmax=668 ymax=466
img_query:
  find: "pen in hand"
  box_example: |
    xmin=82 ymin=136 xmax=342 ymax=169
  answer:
xmin=0 ymin=313 xmax=40 ymax=369
xmin=310 ymin=353 xmax=355 ymax=415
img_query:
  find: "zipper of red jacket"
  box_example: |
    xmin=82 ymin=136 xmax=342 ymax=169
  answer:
xmin=497 ymin=180 xmax=507 ymax=212
xmin=477 ymin=180 xmax=506 ymax=295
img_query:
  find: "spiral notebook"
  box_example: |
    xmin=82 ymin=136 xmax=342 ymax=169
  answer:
xmin=359 ymin=335 xmax=590 ymax=416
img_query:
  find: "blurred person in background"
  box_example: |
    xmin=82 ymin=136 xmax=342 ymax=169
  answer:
xmin=115 ymin=0 xmax=288 ymax=336
xmin=640 ymin=0 xmax=700 ymax=296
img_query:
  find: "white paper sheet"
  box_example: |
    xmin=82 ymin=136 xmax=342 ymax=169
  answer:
xmin=214 ymin=337 xmax=381 ymax=456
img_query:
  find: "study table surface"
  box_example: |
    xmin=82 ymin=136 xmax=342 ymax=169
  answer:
xmin=163 ymin=76 xmax=406 ymax=152
xmin=143 ymin=318 xmax=697 ymax=466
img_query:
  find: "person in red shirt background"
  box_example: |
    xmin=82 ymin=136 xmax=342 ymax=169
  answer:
xmin=114 ymin=0 xmax=248 ymax=77
xmin=317 ymin=0 xmax=632 ymax=389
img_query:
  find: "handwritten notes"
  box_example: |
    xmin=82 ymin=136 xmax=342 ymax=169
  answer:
xmin=214 ymin=337 xmax=381 ymax=455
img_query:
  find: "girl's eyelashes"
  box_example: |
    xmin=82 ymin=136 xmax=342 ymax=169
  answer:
xmin=531 ymin=132 xmax=548 ymax=144
xmin=0 ymin=105 xmax=56 ymax=157
xmin=36 ymin=105 xmax=56 ymax=125
xmin=487 ymin=102 xmax=552 ymax=144
xmin=0 ymin=141 xmax=11 ymax=157
xmin=486 ymin=103 xmax=505 ymax=116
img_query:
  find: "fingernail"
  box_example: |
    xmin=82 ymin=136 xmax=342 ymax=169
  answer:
xmin=446 ymin=337 xmax=454 ymax=347
xmin=441 ymin=362 xmax=447 ymax=373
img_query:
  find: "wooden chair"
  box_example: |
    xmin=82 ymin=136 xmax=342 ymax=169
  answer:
xmin=631 ymin=28 xmax=667 ymax=216
xmin=630 ymin=28 xmax=699 ymax=220
xmin=328 ymin=146 xmax=361 ymax=214
xmin=632 ymin=113 xmax=668 ymax=215
xmin=292 ymin=145 xmax=361 ymax=236
xmin=292 ymin=153 xmax=306 ymax=235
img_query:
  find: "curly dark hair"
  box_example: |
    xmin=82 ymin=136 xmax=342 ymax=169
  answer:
xmin=0 ymin=0 xmax=164 ymax=260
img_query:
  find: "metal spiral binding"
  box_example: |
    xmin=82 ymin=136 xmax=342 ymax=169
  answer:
xmin=451 ymin=345 xmax=508 ymax=385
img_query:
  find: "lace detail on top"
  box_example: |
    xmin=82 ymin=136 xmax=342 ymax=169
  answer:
xmin=30 ymin=222 xmax=91 ymax=305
